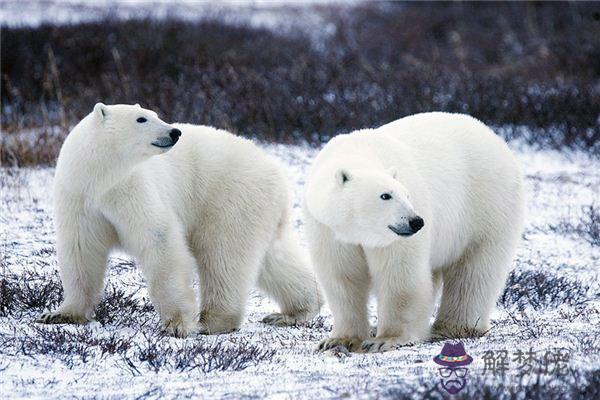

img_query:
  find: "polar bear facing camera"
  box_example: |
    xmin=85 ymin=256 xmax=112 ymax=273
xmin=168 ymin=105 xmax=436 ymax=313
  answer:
xmin=38 ymin=103 xmax=321 ymax=337
xmin=304 ymin=112 xmax=524 ymax=352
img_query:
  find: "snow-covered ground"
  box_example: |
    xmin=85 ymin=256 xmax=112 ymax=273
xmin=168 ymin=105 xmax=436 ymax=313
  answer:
xmin=0 ymin=0 xmax=349 ymax=41
xmin=1 ymin=141 xmax=599 ymax=399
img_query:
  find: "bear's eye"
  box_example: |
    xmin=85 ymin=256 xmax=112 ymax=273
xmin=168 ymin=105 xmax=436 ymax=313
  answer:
xmin=380 ymin=193 xmax=392 ymax=200
xmin=136 ymin=117 xmax=147 ymax=123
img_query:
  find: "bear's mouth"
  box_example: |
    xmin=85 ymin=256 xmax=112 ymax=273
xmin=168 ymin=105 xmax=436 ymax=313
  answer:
xmin=388 ymin=224 xmax=414 ymax=237
xmin=151 ymin=137 xmax=175 ymax=148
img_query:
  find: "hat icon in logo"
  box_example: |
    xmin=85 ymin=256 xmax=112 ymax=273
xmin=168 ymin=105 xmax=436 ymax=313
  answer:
xmin=433 ymin=342 xmax=473 ymax=367
xmin=433 ymin=342 xmax=473 ymax=394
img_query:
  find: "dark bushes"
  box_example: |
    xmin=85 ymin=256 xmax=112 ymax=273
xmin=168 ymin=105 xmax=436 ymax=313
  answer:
xmin=0 ymin=270 xmax=63 ymax=317
xmin=550 ymin=203 xmax=600 ymax=247
xmin=135 ymin=333 xmax=277 ymax=373
xmin=499 ymin=270 xmax=590 ymax=310
xmin=2 ymin=2 xmax=599 ymax=166
xmin=0 ymin=324 xmax=275 ymax=372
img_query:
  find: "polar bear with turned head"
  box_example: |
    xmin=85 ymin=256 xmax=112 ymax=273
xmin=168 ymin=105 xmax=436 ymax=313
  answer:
xmin=38 ymin=103 xmax=321 ymax=336
xmin=305 ymin=112 xmax=524 ymax=352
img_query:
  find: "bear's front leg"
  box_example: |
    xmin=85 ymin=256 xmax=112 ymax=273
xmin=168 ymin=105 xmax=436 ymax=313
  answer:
xmin=37 ymin=202 xmax=116 ymax=325
xmin=103 ymin=193 xmax=198 ymax=338
xmin=316 ymin=261 xmax=372 ymax=353
xmin=135 ymin=229 xmax=198 ymax=338
xmin=361 ymin=246 xmax=433 ymax=353
xmin=305 ymin=219 xmax=372 ymax=352
xmin=195 ymin=229 xmax=270 ymax=335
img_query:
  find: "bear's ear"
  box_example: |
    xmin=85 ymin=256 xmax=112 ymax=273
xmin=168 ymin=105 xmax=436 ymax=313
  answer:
xmin=336 ymin=169 xmax=352 ymax=186
xmin=93 ymin=103 xmax=108 ymax=120
xmin=387 ymin=166 xmax=399 ymax=180
xmin=134 ymin=103 xmax=141 ymax=108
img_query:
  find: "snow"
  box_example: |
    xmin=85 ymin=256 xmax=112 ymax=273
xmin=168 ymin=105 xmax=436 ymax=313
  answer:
xmin=0 ymin=0 xmax=351 ymax=38
xmin=1 ymin=140 xmax=599 ymax=399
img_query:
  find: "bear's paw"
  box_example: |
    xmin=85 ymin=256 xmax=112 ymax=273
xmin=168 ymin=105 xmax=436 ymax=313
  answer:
xmin=36 ymin=311 xmax=89 ymax=325
xmin=317 ymin=337 xmax=362 ymax=353
xmin=359 ymin=337 xmax=415 ymax=353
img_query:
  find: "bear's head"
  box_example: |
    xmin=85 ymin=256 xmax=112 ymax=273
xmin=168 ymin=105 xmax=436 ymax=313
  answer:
xmin=91 ymin=103 xmax=181 ymax=163
xmin=308 ymin=167 xmax=424 ymax=248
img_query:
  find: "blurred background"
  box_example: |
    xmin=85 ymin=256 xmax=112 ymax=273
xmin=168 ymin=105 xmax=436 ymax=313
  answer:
xmin=1 ymin=0 xmax=599 ymax=166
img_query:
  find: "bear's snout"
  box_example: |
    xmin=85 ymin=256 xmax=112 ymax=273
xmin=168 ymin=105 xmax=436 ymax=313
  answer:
xmin=388 ymin=216 xmax=424 ymax=237
xmin=170 ymin=128 xmax=182 ymax=144
xmin=409 ymin=216 xmax=424 ymax=233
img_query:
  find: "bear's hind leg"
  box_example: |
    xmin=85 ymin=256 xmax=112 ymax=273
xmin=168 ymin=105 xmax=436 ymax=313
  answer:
xmin=259 ymin=223 xmax=322 ymax=326
xmin=432 ymin=240 xmax=516 ymax=339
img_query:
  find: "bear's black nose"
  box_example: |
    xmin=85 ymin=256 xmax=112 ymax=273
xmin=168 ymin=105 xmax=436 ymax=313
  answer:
xmin=409 ymin=216 xmax=424 ymax=233
xmin=169 ymin=128 xmax=182 ymax=143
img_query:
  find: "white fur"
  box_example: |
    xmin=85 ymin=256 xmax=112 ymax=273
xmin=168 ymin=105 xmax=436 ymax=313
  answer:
xmin=305 ymin=112 xmax=524 ymax=352
xmin=38 ymin=103 xmax=321 ymax=337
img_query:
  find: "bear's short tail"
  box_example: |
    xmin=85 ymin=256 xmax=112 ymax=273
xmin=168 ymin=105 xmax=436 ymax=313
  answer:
xmin=258 ymin=214 xmax=322 ymax=325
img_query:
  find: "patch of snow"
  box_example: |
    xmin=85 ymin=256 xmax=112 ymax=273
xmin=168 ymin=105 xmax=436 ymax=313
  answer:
xmin=0 ymin=0 xmax=356 ymax=44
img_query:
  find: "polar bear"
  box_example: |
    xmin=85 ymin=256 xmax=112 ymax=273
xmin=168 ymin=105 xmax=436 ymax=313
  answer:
xmin=37 ymin=103 xmax=321 ymax=337
xmin=304 ymin=112 xmax=524 ymax=353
